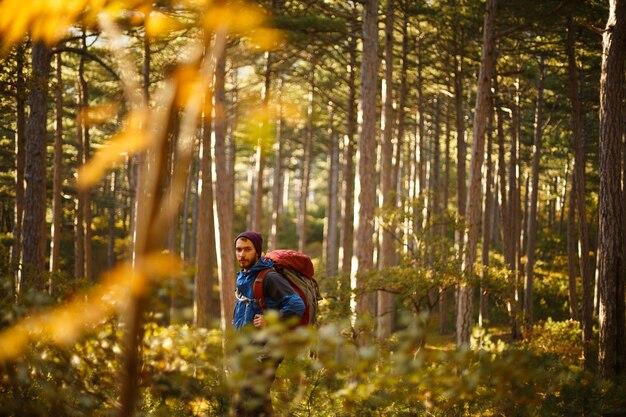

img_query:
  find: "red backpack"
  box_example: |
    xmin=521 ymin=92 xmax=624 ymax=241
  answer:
xmin=254 ymin=249 xmax=320 ymax=326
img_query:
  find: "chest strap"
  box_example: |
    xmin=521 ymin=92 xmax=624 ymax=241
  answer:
xmin=253 ymin=268 xmax=272 ymax=310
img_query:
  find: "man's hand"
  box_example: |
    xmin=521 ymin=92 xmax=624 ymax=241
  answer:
xmin=253 ymin=314 xmax=266 ymax=328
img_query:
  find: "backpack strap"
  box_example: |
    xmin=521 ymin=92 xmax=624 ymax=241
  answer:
xmin=253 ymin=268 xmax=271 ymax=310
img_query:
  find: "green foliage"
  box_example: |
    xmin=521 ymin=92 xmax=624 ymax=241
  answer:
xmin=2 ymin=302 xmax=626 ymax=417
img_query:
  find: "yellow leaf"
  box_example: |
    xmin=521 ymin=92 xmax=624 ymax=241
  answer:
xmin=141 ymin=252 xmax=184 ymax=278
xmin=203 ymin=3 xmax=265 ymax=34
xmin=0 ymin=326 xmax=29 ymax=361
xmin=248 ymin=27 xmax=283 ymax=51
xmin=77 ymin=111 xmax=148 ymax=189
xmin=145 ymin=10 xmax=182 ymax=38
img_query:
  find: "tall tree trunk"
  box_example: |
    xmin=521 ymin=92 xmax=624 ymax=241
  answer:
xmin=269 ymin=78 xmax=284 ymax=250
xmin=480 ymin=97 xmax=495 ymax=328
xmin=597 ymin=0 xmax=626 ymax=378
xmin=50 ymin=51 xmax=63 ymax=276
xmin=509 ymin=70 xmax=522 ymax=341
xmin=378 ymin=0 xmax=395 ymax=339
xmin=566 ymin=14 xmax=595 ymax=368
xmin=298 ymin=68 xmax=315 ymax=253
xmin=22 ymin=42 xmax=51 ymax=292
xmin=524 ymin=58 xmax=545 ymax=331
xmin=107 ymin=172 xmax=116 ymax=269
xmin=250 ymin=51 xmax=272 ymax=233
xmin=326 ymin=105 xmax=340 ymax=278
xmin=196 ymin=91 xmax=219 ymax=328
xmin=567 ymin=168 xmax=580 ymax=321
xmin=454 ymin=32 xmax=467 ymax=261
xmin=440 ymin=91 xmax=453 ymax=334
xmin=393 ymin=2 xmax=408 ymax=218
xmin=355 ymin=0 xmax=379 ymax=320
xmin=10 ymin=42 xmax=26 ymax=293
xmin=180 ymin=152 xmax=194 ymax=262
xmin=340 ymin=14 xmax=358 ymax=316
xmin=74 ymin=79 xmax=85 ymax=280
xmin=80 ymin=29 xmax=93 ymax=283
xmin=214 ymin=44 xmax=235 ymax=330
xmin=128 ymin=27 xmax=151 ymax=266
xmin=457 ymin=0 xmax=496 ymax=347
xmin=416 ymin=28 xmax=427 ymax=233
xmin=495 ymin=77 xmax=518 ymax=338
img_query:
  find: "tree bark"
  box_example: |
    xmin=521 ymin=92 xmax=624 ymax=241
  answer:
xmin=326 ymin=105 xmax=340 ymax=278
xmin=74 ymin=79 xmax=85 ymax=280
xmin=80 ymin=29 xmax=93 ymax=283
xmin=454 ymin=31 xmax=467 ymax=260
xmin=378 ymin=0 xmax=395 ymax=339
xmin=50 ymin=51 xmax=63 ymax=276
xmin=340 ymin=12 xmax=358 ymax=316
xmin=269 ymin=78 xmax=284 ymax=250
xmin=509 ymin=70 xmax=522 ymax=341
xmin=356 ymin=0 xmax=379 ymax=320
xmin=22 ymin=41 xmax=51 ymax=292
xmin=196 ymin=90 xmax=219 ymax=328
xmin=566 ymin=14 xmax=595 ymax=367
xmin=524 ymin=58 xmax=545 ymax=331
xmin=107 ymin=172 xmax=116 ymax=269
xmin=214 ymin=44 xmax=235 ymax=330
xmin=480 ymin=96 xmax=495 ymax=328
xmin=597 ymin=0 xmax=626 ymax=378
xmin=250 ymin=51 xmax=272 ymax=233
xmin=440 ymin=90 xmax=453 ymax=334
xmin=457 ymin=0 xmax=496 ymax=347
xmin=298 ymin=67 xmax=314 ymax=253
xmin=567 ymin=167 xmax=579 ymax=321
xmin=10 ymin=42 xmax=26 ymax=292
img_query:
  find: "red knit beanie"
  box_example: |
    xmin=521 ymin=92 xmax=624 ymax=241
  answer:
xmin=235 ymin=231 xmax=263 ymax=257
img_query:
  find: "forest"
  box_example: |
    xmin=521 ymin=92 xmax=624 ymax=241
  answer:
xmin=0 ymin=0 xmax=625 ymax=415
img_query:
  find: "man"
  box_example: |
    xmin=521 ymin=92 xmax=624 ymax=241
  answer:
xmin=233 ymin=231 xmax=304 ymax=416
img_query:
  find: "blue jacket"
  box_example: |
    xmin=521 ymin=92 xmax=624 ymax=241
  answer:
xmin=233 ymin=257 xmax=305 ymax=330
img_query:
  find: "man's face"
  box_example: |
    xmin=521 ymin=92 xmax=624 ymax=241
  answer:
xmin=235 ymin=238 xmax=259 ymax=271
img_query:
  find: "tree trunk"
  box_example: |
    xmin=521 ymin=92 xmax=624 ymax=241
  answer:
xmin=196 ymin=91 xmax=219 ymax=328
xmin=21 ymin=41 xmax=51 ymax=292
xmin=298 ymin=68 xmax=314 ymax=253
xmin=393 ymin=3 xmax=409 ymax=221
xmin=50 ymin=51 xmax=63 ymax=276
xmin=454 ymin=33 xmax=467 ymax=260
xmin=80 ymin=29 xmax=93 ymax=283
xmin=269 ymin=78 xmax=284 ymax=250
xmin=250 ymin=52 xmax=272 ymax=233
xmin=597 ymin=0 xmax=626 ymax=378
xmin=326 ymin=105 xmax=340 ymax=278
xmin=378 ymin=0 xmax=395 ymax=339
xmin=10 ymin=42 xmax=26 ymax=292
xmin=440 ymin=90 xmax=453 ymax=334
xmin=180 ymin=152 xmax=194 ymax=262
xmin=509 ymin=71 xmax=522 ymax=341
xmin=340 ymin=13 xmax=358 ymax=316
xmin=214 ymin=45 xmax=235 ymax=330
xmin=107 ymin=172 xmax=116 ymax=269
xmin=416 ymin=29 xmax=426 ymax=233
xmin=567 ymin=168 xmax=580 ymax=321
xmin=355 ymin=0 xmax=379 ymax=320
xmin=566 ymin=14 xmax=595 ymax=368
xmin=524 ymin=58 xmax=545 ymax=331
xmin=480 ymin=96 xmax=495 ymax=328
xmin=74 ymin=80 xmax=85 ymax=280
xmin=495 ymin=77 xmax=519 ymax=338
xmin=457 ymin=0 xmax=496 ymax=347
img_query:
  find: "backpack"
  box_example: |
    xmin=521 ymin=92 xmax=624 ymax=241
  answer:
xmin=253 ymin=249 xmax=321 ymax=326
